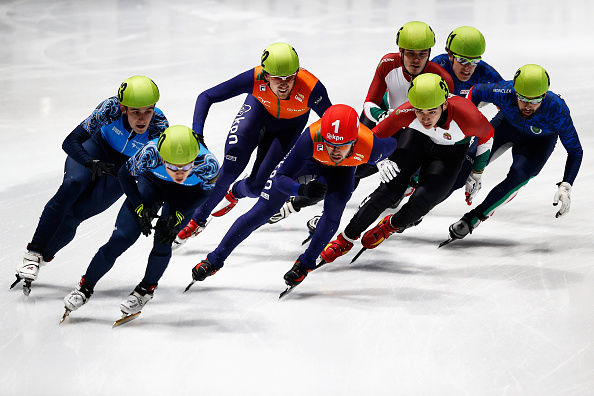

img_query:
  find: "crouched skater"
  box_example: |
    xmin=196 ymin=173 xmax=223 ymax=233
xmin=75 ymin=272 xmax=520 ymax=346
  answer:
xmin=184 ymin=104 xmax=398 ymax=295
xmin=61 ymin=125 xmax=219 ymax=323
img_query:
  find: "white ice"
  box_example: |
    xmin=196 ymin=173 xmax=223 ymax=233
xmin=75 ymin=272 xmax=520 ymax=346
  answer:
xmin=1 ymin=1 xmax=593 ymax=395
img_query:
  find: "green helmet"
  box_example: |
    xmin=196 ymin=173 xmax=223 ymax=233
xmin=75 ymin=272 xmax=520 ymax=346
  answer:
xmin=408 ymin=73 xmax=449 ymax=109
xmin=261 ymin=42 xmax=300 ymax=76
xmin=157 ymin=125 xmax=201 ymax=165
xmin=118 ymin=75 xmax=160 ymax=108
xmin=446 ymin=26 xmax=486 ymax=58
xmin=396 ymin=21 xmax=435 ymax=50
xmin=513 ymin=64 xmax=550 ymax=98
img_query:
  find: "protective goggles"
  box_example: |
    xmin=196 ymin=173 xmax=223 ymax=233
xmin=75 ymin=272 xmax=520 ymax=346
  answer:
xmin=322 ymin=138 xmax=355 ymax=149
xmin=164 ymin=162 xmax=193 ymax=172
xmin=268 ymin=72 xmax=297 ymax=82
xmin=454 ymin=55 xmax=481 ymax=66
xmin=516 ymin=93 xmax=545 ymax=104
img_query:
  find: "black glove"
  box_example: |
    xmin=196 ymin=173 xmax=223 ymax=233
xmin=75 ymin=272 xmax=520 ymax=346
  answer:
xmin=135 ymin=204 xmax=158 ymax=236
xmin=298 ymin=180 xmax=327 ymax=200
xmin=154 ymin=211 xmax=184 ymax=244
xmin=84 ymin=159 xmax=116 ymax=182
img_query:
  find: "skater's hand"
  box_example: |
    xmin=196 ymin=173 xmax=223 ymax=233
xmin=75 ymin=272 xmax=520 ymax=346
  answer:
xmin=155 ymin=211 xmax=184 ymax=244
xmin=553 ymin=182 xmax=571 ymax=217
xmin=377 ymin=158 xmax=400 ymax=183
xmin=298 ymin=180 xmax=327 ymax=200
xmin=84 ymin=159 xmax=117 ymax=182
xmin=136 ymin=204 xmax=158 ymax=236
xmin=377 ymin=109 xmax=393 ymax=123
xmin=465 ymin=171 xmax=482 ymax=205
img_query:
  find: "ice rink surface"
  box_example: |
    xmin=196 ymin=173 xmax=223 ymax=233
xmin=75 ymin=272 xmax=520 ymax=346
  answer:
xmin=1 ymin=0 xmax=593 ymax=395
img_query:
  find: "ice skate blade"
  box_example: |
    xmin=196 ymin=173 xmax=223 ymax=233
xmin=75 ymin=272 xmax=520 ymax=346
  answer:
xmin=279 ymin=285 xmax=298 ymax=299
xmin=23 ymin=280 xmax=32 ymax=296
xmin=350 ymin=248 xmax=366 ymax=263
xmin=301 ymin=233 xmax=313 ymax=245
xmin=183 ymin=280 xmax=196 ymax=293
xmin=113 ymin=312 xmax=141 ymax=327
xmin=60 ymin=309 xmax=71 ymax=324
xmin=438 ymin=237 xmax=456 ymax=248
xmin=9 ymin=275 xmax=21 ymax=290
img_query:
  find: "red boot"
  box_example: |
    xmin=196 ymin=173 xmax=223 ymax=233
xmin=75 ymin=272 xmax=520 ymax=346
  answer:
xmin=361 ymin=215 xmax=400 ymax=249
xmin=174 ymin=219 xmax=206 ymax=247
xmin=212 ymin=189 xmax=239 ymax=217
xmin=320 ymin=233 xmax=357 ymax=263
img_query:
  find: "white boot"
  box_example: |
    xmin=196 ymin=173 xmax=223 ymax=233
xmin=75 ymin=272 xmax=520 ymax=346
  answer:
xmin=267 ymin=197 xmax=299 ymax=224
xmin=64 ymin=279 xmax=93 ymax=312
xmin=16 ymin=251 xmax=45 ymax=281
xmin=64 ymin=290 xmax=89 ymax=312
xmin=120 ymin=291 xmax=153 ymax=315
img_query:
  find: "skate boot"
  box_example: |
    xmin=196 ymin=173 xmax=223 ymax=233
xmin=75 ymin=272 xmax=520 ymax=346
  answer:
xmin=361 ymin=214 xmax=402 ymax=249
xmin=212 ymin=188 xmax=239 ymax=217
xmin=16 ymin=243 xmax=48 ymax=282
xmin=120 ymin=282 xmax=156 ymax=315
xmin=320 ymin=233 xmax=357 ymax=263
xmin=267 ymin=197 xmax=299 ymax=224
xmin=283 ymin=260 xmax=312 ymax=287
xmin=192 ymin=259 xmax=220 ymax=281
xmin=448 ymin=217 xmax=475 ymax=240
xmin=64 ymin=277 xmax=94 ymax=312
xmin=173 ymin=219 xmax=207 ymax=248
xmin=301 ymin=212 xmax=322 ymax=245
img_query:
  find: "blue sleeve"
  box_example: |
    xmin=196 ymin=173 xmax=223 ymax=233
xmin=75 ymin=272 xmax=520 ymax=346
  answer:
xmin=307 ymin=80 xmax=332 ymax=118
xmin=468 ymin=82 xmax=499 ymax=107
xmin=273 ymin=133 xmax=314 ymax=196
xmin=192 ymin=69 xmax=255 ymax=135
xmin=192 ymin=144 xmax=220 ymax=189
xmin=368 ymin=136 xmax=398 ymax=164
xmin=125 ymin=141 xmax=162 ymax=177
xmin=62 ymin=124 xmax=94 ymax=165
xmin=62 ymin=97 xmax=123 ymax=165
xmin=550 ymin=96 xmax=583 ymax=184
xmin=81 ymin=97 xmax=123 ymax=136
xmin=118 ymin=163 xmax=143 ymax=210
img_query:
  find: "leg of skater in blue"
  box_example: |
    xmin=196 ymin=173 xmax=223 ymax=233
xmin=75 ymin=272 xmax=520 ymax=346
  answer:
xmin=142 ymin=186 xmax=211 ymax=285
xmin=43 ymin=171 xmax=124 ymax=259
xmin=232 ymin=129 xmax=301 ymax=198
xmin=82 ymin=176 xmax=161 ymax=285
xmin=30 ymin=138 xmax=122 ymax=259
xmin=299 ymin=167 xmax=354 ymax=269
xmin=206 ymin=184 xmax=291 ymax=268
xmin=464 ymin=119 xmax=557 ymax=225
xmin=191 ymin=95 xmax=308 ymax=225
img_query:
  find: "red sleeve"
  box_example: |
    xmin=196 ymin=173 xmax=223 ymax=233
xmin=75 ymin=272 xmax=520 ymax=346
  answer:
xmin=450 ymin=97 xmax=494 ymax=140
xmin=372 ymin=102 xmax=417 ymax=138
